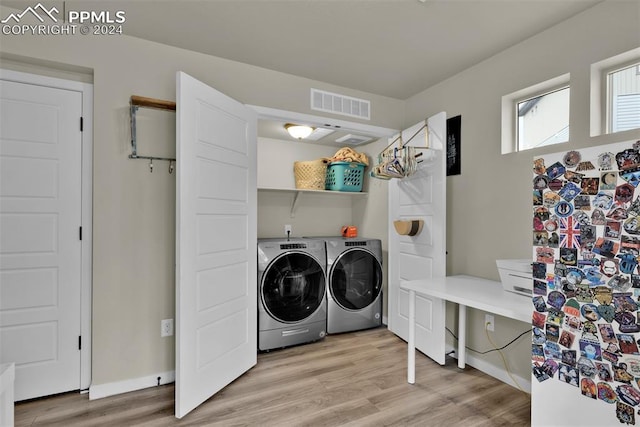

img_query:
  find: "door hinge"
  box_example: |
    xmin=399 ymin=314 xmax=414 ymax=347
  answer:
xmin=78 ymin=336 xmax=82 ymax=350
xmin=80 ymin=117 xmax=84 ymax=132
xmin=79 ymin=226 xmax=82 ymax=240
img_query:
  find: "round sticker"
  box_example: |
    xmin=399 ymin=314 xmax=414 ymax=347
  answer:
xmin=549 ymin=179 xmax=564 ymax=191
xmin=603 ymin=172 xmax=617 ymax=186
xmin=555 ymin=201 xmax=574 ymax=218
xmin=545 ymin=218 xmax=559 ymax=232
xmin=563 ymin=150 xmax=582 ymax=167
xmin=534 ymin=175 xmax=549 ymax=190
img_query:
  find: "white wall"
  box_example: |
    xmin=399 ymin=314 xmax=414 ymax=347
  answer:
xmin=0 ymin=20 xmax=404 ymax=389
xmin=405 ymin=0 xmax=640 ymax=389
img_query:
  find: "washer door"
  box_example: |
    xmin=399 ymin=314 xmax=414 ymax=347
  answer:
xmin=261 ymin=252 xmax=326 ymax=323
xmin=330 ymin=248 xmax=382 ymax=311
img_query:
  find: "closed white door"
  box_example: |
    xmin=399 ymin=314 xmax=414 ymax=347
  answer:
xmin=0 ymin=79 xmax=82 ymax=400
xmin=175 ymin=72 xmax=257 ymax=418
xmin=388 ymin=113 xmax=447 ymax=365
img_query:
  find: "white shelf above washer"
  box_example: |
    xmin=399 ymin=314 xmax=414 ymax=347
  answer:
xmin=257 ymin=187 xmax=368 ymax=217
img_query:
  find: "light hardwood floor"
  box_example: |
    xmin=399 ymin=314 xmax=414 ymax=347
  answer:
xmin=15 ymin=327 xmax=531 ymax=426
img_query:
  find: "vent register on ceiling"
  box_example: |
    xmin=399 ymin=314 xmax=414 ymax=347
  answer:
xmin=311 ymin=88 xmax=370 ymax=121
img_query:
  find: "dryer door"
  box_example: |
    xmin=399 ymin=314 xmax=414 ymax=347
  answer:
xmin=330 ymin=249 xmax=383 ymax=311
xmin=262 ymin=252 xmax=326 ymax=323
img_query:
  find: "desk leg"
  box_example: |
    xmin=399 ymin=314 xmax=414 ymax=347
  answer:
xmin=458 ymin=304 xmax=466 ymax=369
xmin=408 ymin=289 xmax=416 ymax=384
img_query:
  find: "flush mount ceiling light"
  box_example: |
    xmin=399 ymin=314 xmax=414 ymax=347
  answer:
xmin=285 ymin=123 xmax=314 ymax=139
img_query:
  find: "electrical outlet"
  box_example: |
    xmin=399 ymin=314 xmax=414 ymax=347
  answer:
xmin=485 ymin=314 xmax=494 ymax=332
xmin=284 ymin=224 xmax=292 ymax=236
xmin=161 ymin=319 xmax=174 ymax=337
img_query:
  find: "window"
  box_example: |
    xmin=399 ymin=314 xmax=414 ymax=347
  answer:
xmin=608 ymin=62 xmax=640 ymax=133
xmin=590 ymin=48 xmax=640 ymax=137
xmin=517 ymin=86 xmax=570 ymax=151
xmin=501 ymin=73 xmax=570 ymax=154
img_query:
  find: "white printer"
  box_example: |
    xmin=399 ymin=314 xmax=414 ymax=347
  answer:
xmin=496 ymin=259 xmax=533 ymax=297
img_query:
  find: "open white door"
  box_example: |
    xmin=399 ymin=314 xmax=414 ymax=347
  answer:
xmin=388 ymin=113 xmax=447 ymax=365
xmin=175 ymin=72 xmax=257 ymax=418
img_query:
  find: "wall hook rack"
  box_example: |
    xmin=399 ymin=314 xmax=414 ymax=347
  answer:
xmin=371 ymin=121 xmax=430 ymax=180
xmin=128 ymin=95 xmax=177 ymax=173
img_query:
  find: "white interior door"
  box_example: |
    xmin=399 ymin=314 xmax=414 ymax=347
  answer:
xmin=388 ymin=113 xmax=447 ymax=365
xmin=175 ymin=72 xmax=257 ymax=418
xmin=0 ymin=79 xmax=82 ymax=400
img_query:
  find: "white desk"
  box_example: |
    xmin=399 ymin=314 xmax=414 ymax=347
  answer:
xmin=400 ymin=275 xmax=531 ymax=384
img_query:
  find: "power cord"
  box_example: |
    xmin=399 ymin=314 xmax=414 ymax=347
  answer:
xmin=445 ymin=327 xmax=530 ymax=354
xmin=484 ymin=321 xmax=527 ymax=393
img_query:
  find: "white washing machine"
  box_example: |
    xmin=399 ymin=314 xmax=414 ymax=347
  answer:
xmin=322 ymin=237 xmax=383 ymax=334
xmin=257 ymin=238 xmax=327 ymax=351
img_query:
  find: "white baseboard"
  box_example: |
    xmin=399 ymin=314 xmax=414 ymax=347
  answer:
xmin=382 ymin=315 xmax=388 ymax=325
xmin=450 ymin=352 xmax=531 ymax=393
xmin=89 ymin=370 xmax=175 ymax=400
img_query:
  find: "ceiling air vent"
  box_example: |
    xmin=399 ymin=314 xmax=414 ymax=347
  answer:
xmin=305 ymin=127 xmax=335 ymax=141
xmin=334 ymin=134 xmax=373 ymax=146
xmin=311 ymin=88 xmax=371 ymax=120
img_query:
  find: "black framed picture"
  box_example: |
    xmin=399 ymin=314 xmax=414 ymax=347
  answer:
xmin=446 ymin=115 xmax=461 ymax=176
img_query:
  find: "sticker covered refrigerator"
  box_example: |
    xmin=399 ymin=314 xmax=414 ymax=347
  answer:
xmin=532 ymin=139 xmax=640 ymax=426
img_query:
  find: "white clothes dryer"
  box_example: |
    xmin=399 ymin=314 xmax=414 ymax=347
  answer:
xmin=321 ymin=237 xmax=383 ymax=334
xmin=257 ymin=238 xmax=327 ymax=351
